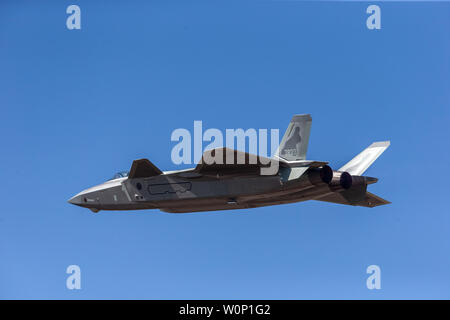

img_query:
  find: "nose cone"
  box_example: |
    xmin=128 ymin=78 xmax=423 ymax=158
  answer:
xmin=68 ymin=185 xmax=103 ymax=211
xmin=68 ymin=181 xmax=113 ymax=211
xmin=68 ymin=194 xmax=84 ymax=206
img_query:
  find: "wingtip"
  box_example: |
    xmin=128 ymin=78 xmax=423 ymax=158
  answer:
xmin=370 ymin=141 xmax=390 ymax=148
xmin=291 ymin=114 xmax=312 ymax=121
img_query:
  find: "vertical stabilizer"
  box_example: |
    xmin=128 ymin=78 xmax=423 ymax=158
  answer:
xmin=276 ymin=114 xmax=312 ymax=161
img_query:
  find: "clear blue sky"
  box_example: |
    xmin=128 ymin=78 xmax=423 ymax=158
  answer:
xmin=1 ymin=0 xmax=449 ymax=299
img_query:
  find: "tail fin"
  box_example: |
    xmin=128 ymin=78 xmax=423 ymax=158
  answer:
xmin=276 ymin=114 xmax=312 ymax=161
xmin=339 ymin=141 xmax=390 ymax=175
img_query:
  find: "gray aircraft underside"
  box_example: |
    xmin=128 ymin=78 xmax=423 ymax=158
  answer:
xmin=69 ymin=115 xmax=390 ymax=213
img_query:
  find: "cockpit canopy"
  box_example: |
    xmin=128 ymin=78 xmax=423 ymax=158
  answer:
xmin=109 ymin=171 xmax=129 ymax=180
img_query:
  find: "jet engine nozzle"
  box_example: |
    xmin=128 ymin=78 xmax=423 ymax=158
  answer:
xmin=334 ymin=173 xmax=369 ymax=190
xmin=340 ymin=171 xmax=352 ymax=189
xmin=308 ymin=166 xmax=367 ymax=191
xmin=328 ymin=171 xmax=353 ymax=190
xmin=319 ymin=165 xmax=333 ymax=184
xmin=308 ymin=165 xmax=333 ymax=185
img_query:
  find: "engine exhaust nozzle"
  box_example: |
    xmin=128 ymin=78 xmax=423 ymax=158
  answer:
xmin=339 ymin=171 xmax=352 ymax=189
xmin=319 ymin=165 xmax=333 ymax=184
xmin=307 ymin=165 xmax=333 ymax=185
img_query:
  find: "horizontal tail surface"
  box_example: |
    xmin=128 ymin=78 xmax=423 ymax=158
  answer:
xmin=339 ymin=141 xmax=390 ymax=176
xmin=316 ymin=191 xmax=391 ymax=208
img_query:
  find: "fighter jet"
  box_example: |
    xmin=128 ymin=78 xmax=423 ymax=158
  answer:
xmin=68 ymin=115 xmax=390 ymax=213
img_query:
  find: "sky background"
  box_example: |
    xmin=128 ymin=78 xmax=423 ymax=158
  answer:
xmin=1 ymin=0 xmax=449 ymax=299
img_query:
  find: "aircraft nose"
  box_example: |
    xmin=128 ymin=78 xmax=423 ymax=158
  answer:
xmin=68 ymin=194 xmax=84 ymax=206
